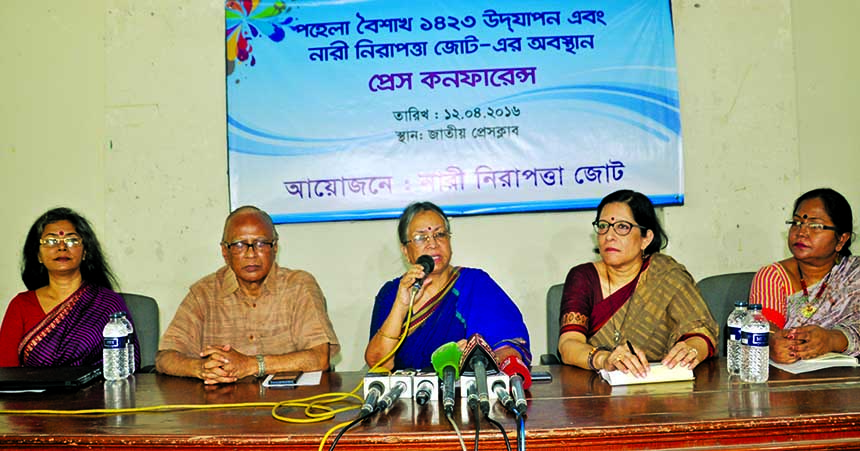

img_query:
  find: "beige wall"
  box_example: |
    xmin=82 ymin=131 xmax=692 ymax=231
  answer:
xmin=1 ymin=0 xmax=857 ymax=371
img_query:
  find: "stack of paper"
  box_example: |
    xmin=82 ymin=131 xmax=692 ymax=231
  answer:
xmin=769 ymin=353 xmax=860 ymax=374
xmin=599 ymin=362 xmax=694 ymax=386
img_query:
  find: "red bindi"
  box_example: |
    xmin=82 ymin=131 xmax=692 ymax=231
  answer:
xmin=59 ymin=230 xmax=64 ymax=236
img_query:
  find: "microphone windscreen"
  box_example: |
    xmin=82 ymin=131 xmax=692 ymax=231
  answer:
xmin=416 ymin=254 xmax=435 ymax=275
xmin=459 ymin=333 xmax=500 ymax=373
xmin=431 ymin=342 xmax=462 ymax=380
xmin=500 ymin=355 xmax=532 ymax=389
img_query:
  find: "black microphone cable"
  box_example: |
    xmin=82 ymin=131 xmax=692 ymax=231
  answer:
xmin=488 ymin=381 xmax=513 ymax=451
xmin=327 ymin=407 xmax=377 ymax=451
xmin=485 ymin=414 xmax=512 ymax=451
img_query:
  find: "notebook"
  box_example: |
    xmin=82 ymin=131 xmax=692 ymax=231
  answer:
xmin=769 ymin=353 xmax=860 ymax=374
xmin=0 ymin=366 xmax=103 ymax=392
xmin=599 ymin=362 xmax=694 ymax=386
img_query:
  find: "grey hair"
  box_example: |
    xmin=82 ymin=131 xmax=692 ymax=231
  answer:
xmin=397 ymin=202 xmax=451 ymax=244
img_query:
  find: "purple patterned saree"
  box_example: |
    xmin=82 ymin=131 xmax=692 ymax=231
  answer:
xmin=18 ymin=284 xmax=138 ymax=367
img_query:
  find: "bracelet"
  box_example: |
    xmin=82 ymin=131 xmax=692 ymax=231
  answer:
xmin=586 ymin=347 xmax=599 ymax=371
xmin=587 ymin=346 xmax=611 ymax=371
xmin=256 ymin=354 xmax=266 ymax=378
xmin=377 ymin=329 xmax=401 ymax=340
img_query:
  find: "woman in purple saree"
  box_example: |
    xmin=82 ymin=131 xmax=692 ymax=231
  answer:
xmin=0 ymin=208 xmax=138 ymax=368
xmin=365 ymin=202 xmax=530 ymax=371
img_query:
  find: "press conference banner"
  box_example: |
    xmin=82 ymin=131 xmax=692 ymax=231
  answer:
xmin=226 ymin=0 xmax=683 ymax=223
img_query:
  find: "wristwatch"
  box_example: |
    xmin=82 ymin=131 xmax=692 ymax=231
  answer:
xmin=256 ymin=354 xmax=266 ymax=378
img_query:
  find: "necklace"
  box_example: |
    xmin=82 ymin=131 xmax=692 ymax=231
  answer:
xmin=612 ymin=304 xmax=632 ymax=345
xmin=796 ymin=261 xmax=832 ymax=319
xmin=606 ymin=266 xmax=634 ymax=345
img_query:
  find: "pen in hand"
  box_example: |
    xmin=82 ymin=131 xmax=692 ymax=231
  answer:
xmin=626 ymin=340 xmax=648 ymax=377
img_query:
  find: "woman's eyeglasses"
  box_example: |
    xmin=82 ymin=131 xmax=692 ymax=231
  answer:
xmin=406 ymin=231 xmax=451 ymax=246
xmin=786 ymin=220 xmax=837 ymax=233
xmin=592 ymin=220 xmax=646 ymax=236
xmin=39 ymin=237 xmax=82 ymax=248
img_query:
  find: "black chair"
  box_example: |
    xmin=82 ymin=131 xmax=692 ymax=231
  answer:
xmin=540 ymin=283 xmax=565 ymax=365
xmin=120 ymin=293 xmax=160 ymax=373
xmin=696 ymin=272 xmax=756 ymax=357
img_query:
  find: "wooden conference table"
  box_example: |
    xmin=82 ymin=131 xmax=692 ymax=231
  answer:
xmin=2 ymin=360 xmax=860 ymax=450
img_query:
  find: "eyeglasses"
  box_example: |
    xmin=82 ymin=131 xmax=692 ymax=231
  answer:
xmin=592 ymin=220 xmax=647 ymax=236
xmin=223 ymin=239 xmax=277 ymax=255
xmin=405 ymin=231 xmax=451 ymax=246
xmin=786 ymin=220 xmax=837 ymax=233
xmin=39 ymin=237 xmax=82 ymax=248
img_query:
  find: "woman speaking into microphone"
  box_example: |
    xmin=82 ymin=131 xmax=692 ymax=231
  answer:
xmin=364 ymin=201 xmax=531 ymax=371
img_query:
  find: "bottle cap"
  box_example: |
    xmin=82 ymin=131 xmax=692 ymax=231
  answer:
xmin=749 ymin=303 xmax=763 ymax=310
xmin=734 ymin=300 xmax=749 ymax=307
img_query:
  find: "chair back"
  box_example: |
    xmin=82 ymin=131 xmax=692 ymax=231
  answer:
xmin=542 ymin=283 xmax=565 ymax=365
xmin=120 ymin=293 xmax=160 ymax=372
xmin=695 ymin=272 xmax=756 ymax=357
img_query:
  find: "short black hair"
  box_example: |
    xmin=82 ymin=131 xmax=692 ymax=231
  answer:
xmin=595 ymin=190 xmax=668 ymax=256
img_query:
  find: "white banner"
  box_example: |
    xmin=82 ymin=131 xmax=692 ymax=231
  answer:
xmin=226 ymin=0 xmax=683 ymax=223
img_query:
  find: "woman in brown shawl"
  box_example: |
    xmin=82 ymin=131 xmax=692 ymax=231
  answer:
xmin=558 ymin=190 xmax=717 ymax=378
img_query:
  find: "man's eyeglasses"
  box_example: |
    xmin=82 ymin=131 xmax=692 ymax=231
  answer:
xmin=39 ymin=237 xmax=82 ymax=248
xmin=223 ymin=239 xmax=277 ymax=255
xmin=592 ymin=220 xmax=646 ymax=236
xmin=786 ymin=220 xmax=837 ymax=233
xmin=406 ymin=231 xmax=451 ymax=246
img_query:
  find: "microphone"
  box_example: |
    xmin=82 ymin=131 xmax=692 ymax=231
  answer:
xmin=459 ymin=334 xmax=501 ymax=416
xmin=377 ymin=380 xmax=408 ymax=412
xmin=412 ymin=371 xmax=438 ymax=406
xmin=471 ymin=354 xmax=490 ymax=415
xmin=493 ymin=378 xmax=514 ymax=412
xmin=466 ymin=380 xmax=479 ymax=413
xmin=500 ymin=355 xmax=532 ymax=414
xmin=414 ymin=379 xmax=433 ymax=405
xmin=411 ymin=254 xmax=435 ymax=293
xmin=360 ymin=379 xmax=385 ymax=415
xmin=431 ymin=342 xmax=462 ymax=416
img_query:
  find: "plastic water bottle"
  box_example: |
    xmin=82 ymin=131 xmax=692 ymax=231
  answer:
xmin=726 ymin=300 xmax=749 ymax=375
xmin=740 ymin=304 xmax=769 ymax=383
xmin=103 ymin=312 xmax=129 ymax=380
xmin=118 ymin=312 xmax=135 ymax=375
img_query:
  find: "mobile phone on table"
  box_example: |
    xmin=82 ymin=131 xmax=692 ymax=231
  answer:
xmin=531 ymin=370 xmax=553 ymax=383
xmin=268 ymin=371 xmax=303 ymax=386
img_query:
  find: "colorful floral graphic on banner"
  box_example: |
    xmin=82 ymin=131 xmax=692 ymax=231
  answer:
xmin=226 ymin=0 xmax=294 ymax=75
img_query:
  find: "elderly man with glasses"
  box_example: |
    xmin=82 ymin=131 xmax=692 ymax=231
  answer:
xmin=156 ymin=206 xmax=339 ymax=384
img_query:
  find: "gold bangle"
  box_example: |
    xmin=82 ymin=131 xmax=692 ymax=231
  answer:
xmin=377 ymin=330 xmax=401 ymax=340
xmin=587 ymin=346 xmax=611 ymax=371
xmin=586 ymin=347 xmax=599 ymax=371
